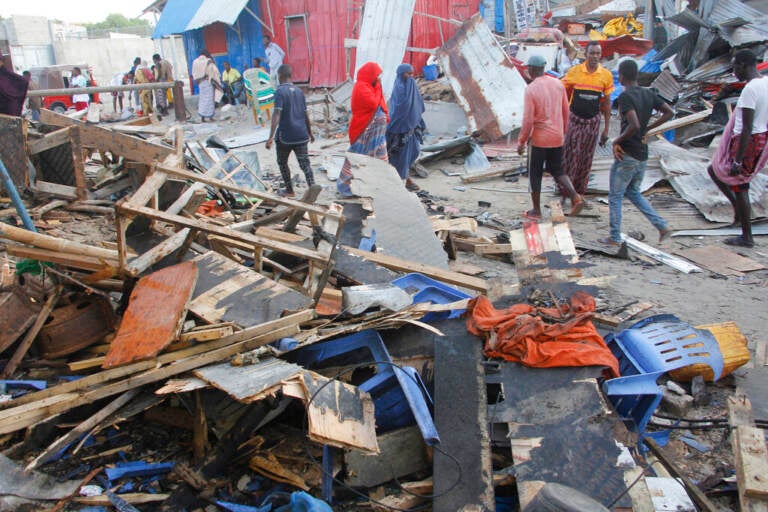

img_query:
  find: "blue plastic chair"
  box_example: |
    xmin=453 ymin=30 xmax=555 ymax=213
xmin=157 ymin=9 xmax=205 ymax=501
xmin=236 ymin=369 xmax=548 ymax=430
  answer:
xmin=602 ymin=314 xmax=724 ymax=446
xmin=289 ymin=329 xmax=439 ymax=445
xmin=391 ymin=273 xmax=471 ymax=322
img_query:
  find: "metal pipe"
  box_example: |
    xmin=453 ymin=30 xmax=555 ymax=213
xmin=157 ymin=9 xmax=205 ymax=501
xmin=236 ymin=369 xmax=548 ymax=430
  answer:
xmin=26 ymin=81 xmax=181 ymax=97
xmin=0 ymin=158 xmax=36 ymax=232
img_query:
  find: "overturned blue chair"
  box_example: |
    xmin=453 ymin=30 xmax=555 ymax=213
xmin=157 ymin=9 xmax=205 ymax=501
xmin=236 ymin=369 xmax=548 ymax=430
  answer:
xmin=602 ymin=314 xmax=724 ymax=446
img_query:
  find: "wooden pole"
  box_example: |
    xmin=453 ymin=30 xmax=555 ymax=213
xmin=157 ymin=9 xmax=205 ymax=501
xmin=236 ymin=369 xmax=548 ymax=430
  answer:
xmin=0 ymin=222 xmax=118 ymax=260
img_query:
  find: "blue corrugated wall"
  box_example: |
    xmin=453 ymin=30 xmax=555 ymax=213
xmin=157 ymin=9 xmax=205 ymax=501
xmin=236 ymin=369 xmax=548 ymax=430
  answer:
xmin=182 ymin=0 xmax=266 ymax=95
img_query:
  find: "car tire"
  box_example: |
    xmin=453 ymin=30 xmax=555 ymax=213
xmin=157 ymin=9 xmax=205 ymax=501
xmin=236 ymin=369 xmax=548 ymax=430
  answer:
xmin=51 ymin=103 xmax=66 ymax=114
xmin=525 ymin=483 xmax=611 ymax=512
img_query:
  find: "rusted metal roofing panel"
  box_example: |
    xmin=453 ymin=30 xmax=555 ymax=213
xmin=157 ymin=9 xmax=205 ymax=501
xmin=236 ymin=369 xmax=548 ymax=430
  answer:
xmin=187 ymin=0 xmax=250 ymax=30
xmin=686 ymin=54 xmax=731 ymax=81
xmin=355 ymin=0 xmax=417 ymax=99
xmin=436 ymin=14 xmax=527 ymax=140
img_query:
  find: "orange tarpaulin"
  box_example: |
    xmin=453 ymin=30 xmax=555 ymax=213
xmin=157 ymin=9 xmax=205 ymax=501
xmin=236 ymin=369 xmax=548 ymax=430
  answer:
xmin=466 ymin=292 xmax=619 ymax=377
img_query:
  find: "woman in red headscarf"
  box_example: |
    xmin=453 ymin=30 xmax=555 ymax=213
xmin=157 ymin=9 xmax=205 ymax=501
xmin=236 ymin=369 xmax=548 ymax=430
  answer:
xmin=337 ymin=62 xmax=390 ymax=195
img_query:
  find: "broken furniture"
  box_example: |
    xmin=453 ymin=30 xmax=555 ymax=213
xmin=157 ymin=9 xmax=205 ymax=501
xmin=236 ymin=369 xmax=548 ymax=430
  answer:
xmin=602 ymin=314 xmax=724 ymax=446
xmin=289 ymin=329 xmax=438 ymax=445
xmin=392 ymin=272 xmax=471 ymax=322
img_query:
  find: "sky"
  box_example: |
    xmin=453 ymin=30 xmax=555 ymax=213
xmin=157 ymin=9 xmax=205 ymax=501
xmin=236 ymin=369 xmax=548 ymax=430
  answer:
xmin=1 ymin=0 xmax=156 ymax=25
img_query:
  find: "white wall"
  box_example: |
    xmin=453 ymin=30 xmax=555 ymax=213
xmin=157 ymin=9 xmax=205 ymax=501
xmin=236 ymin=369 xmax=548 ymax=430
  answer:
xmin=53 ymin=36 xmax=188 ymax=89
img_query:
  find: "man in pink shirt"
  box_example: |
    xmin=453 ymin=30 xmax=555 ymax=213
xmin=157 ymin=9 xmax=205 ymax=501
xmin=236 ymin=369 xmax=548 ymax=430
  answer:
xmin=517 ymin=55 xmax=585 ymax=219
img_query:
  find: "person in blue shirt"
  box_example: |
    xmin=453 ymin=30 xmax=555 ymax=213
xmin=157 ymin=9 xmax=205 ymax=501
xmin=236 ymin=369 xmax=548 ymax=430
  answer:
xmin=266 ymin=65 xmax=315 ymax=197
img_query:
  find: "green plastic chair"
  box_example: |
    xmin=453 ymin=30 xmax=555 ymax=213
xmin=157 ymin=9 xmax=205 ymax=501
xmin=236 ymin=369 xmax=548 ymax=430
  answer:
xmin=243 ymin=68 xmax=274 ymax=126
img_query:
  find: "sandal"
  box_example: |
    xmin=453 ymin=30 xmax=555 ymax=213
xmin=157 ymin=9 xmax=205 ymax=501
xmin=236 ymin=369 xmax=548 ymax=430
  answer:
xmin=723 ymin=236 xmax=755 ymax=248
xmin=522 ymin=210 xmax=543 ymax=221
xmin=405 ymin=179 xmax=421 ymax=192
xmin=597 ymin=237 xmax=622 ymax=247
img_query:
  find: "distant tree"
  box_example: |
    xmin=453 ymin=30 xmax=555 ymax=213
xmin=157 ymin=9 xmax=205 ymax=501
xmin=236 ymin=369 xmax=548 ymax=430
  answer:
xmin=84 ymin=13 xmax=150 ymax=31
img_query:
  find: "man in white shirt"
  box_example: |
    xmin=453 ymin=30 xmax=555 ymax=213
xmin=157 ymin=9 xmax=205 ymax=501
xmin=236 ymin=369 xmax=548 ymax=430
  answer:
xmin=70 ymin=67 xmax=90 ymax=111
xmin=707 ymin=49 xmax=768 ymax=248
xmin=263 ymin=34 xmax=285 ymax=87
xmin=110 ymin=71 xmax=128 ymax=112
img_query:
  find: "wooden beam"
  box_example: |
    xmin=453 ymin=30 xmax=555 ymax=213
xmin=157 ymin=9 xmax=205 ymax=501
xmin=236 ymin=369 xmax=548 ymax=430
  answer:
xmin=124 ymin=228 xmax=191 ymax=277
xmin=728 ymin=395 xmax=768 ymax=511
xmin=0 ymin=222 xmax=118 ymax=260
xmin=644 ymin=438 xmax=719 ymax=512
xmin=72 ymin=493 xmax=169 ymax=506
xmin=68 ymin=125 xmax=88 ymax=200
xmin=343 ymin=246 xmax=487 ymax=293
xmin=25 ymin=390 xmax=139 ymax=471
xmin=39 ymin=109 xmax=173 ymax=165
xmin=157 ymin=165 xmax=341 ymax=220
xmin=1 ymin=286 xmax=62 ymax=378
xmin=27 ymin=127 xmax=72 ymax=155
xmin=32 ymin=180 xmax=79 ymax=200
xmin=13 ymin=309 xmax=313 ymax=406
xmin=118 ymin=202 xmax=329 ymax=263
xmin=5 ymin=245 xmax=118 ymax=272
xmin=647 ymin=109 xmax=713 ymax=138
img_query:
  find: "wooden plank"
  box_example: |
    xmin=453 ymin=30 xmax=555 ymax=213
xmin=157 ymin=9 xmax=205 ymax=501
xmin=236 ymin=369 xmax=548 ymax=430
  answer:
xmin=194 ymin=358 xmax=304 ymax=403
xmin=124 ymin=227 xmax=191 ymax=277
xmin=474 ymin=243 xmax=513 ymax=255
xmin=119 ymin=202 xmax=329 ymax=263
xmin=127 ymin=168 xmax=168 ymax=207
xmin=25 ymin=390 xmax=139 ymax=471
xmin=0 ymin=222 xmax=118 ymax=260
xmin=72 ymin=493 xmax=169 ymax=506
xmin=344 ymin=246 xmax=487 ymax=293
xmin=190 ymin=251 xmax=311 ymax=328
xmin=460 ymin=165 xmax=522 ymax=183
xmin=30 ymin=180 xmax=79 ymax=200
xmin=293 ymin=370 xmax=379 ymax=453
xmin=647 ymin=108 xmax=713 ymax=138
xmin=644 ymin=438 xmax=720 ymax=512
xmin=40 ymin=109 xmax=173 ymax=164
xmin=254 ymin=226 xmax=308 ymax=244
xmin=28 ymin=127 xmax=72 ymax=155
xmin=5 ymin=245 xmax=118 ymax=272
xmin=1 ymin=286 xmax=62 ymax=378
xmin=68 ymin=125 xmax=87 ymax=200
xmin=594 ymin=302 xmax=655 ymax=327
xmin=677 ymin=246 xmax=765 ymax=276
xmin=103 ymin=261 xmax=198 ymax=368
xmin=158 ymin=165 xmax=341 ymax=219
xmin=733 ymin=426 xmax=768 ymax=500
xmin=0 ymin=309 xmax=314 ymax=415
xmin=0 ymin=321 xmax=305 ymax=435
xmin=728 ymin=394 xmax=768 ymax=511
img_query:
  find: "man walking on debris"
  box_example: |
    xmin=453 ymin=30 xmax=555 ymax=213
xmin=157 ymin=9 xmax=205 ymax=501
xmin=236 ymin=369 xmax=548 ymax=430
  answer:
xmin=708 ymin=49 xmax=768 ymax=248
xmin=517 ymin=55 xmax=585 ymax=220
xmin=266 ymin=65 xmax=315 ymax=197
xmin=561 ymin=41 xmax=614 ymax=197
xmin=599 ymin=59 xmax=673 ymax=246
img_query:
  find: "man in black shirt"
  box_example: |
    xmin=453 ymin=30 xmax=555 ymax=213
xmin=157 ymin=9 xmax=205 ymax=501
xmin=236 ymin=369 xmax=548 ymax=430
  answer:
xmin=599 ymin=59 xmax=674 ymax=246
xmin=266 ymin=65 xmax=315 ymax=197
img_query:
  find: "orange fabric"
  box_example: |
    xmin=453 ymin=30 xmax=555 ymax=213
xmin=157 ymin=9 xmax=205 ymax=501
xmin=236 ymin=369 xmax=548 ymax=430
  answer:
xmin=348 ymin=62 xmax=389 ymax=143
xmin=196 ymin=199 xmax=225 ymax=217
xmin=466 ymin=293 xmax=619 ymax=377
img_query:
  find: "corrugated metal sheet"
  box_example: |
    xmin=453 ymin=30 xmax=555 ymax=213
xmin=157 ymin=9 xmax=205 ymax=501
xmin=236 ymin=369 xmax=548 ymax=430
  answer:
xmin=187 ymin=0 xmax=251 ymax=30
xmin=153 ymin=0 xmax=204 ymax=38
xmin=706 ymin=0 xmax=768 ymax=45
xmin=650 ymin=70 xmax=681 ymax=103
xmin=685 ymin=54 xmax=731 ymax=81
xmin=436 ymin=14 xmax=527 ymax=140
xmin=355 ymin=0 xmax=417 ymax=99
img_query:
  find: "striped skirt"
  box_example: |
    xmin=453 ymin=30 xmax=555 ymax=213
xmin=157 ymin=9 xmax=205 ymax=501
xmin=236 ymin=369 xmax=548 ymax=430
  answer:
xmin=337 ymin=108 xmax=389 ymax=196
xmin=561 ymin=113 xmax=601 ymax=196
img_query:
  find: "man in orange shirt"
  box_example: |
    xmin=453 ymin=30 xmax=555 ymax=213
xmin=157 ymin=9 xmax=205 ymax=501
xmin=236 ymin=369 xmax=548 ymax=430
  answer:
xmin=518 ymin=55 xmax=584 ymax=219
xmin=561 ymin=41 xmax=614 ymax=196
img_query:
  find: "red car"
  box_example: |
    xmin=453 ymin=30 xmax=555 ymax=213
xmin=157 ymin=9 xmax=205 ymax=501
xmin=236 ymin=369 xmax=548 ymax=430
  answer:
xmin=28 ymin=64 xmax=100 ymax=113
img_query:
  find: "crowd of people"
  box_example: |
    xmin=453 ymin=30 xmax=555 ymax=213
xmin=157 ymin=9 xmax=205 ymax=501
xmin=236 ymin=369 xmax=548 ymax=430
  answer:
xmin=2 ymin=36 xmax=766 ymax=247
